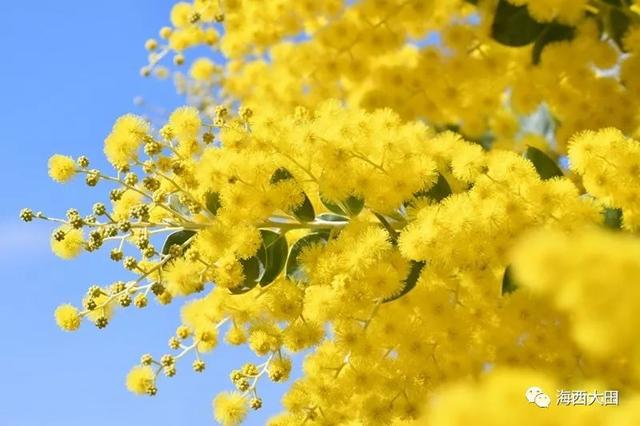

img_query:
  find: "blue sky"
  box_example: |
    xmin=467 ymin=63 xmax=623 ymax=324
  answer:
xmin=0 ymin=2 xmax=283 ymax=425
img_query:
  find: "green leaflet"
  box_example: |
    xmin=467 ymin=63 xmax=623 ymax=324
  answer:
xmin=320 ymin=194 xmax=364 ymax=217
xmin=205 ymin=191 xmax=222 ymax=216
xmin=228 ymin=256 xmax=261 ymax=295
xmin=413 ymin=173 xmax=452 ymax=203
xmin=524 ymin=146 xmax=564 ymax=180
xmin=607 ymin=7 xmax=631 ymax=51
xmin=603 ymin=207 xmax=623 ymax=230
xmin=491 ymin=0 xmax=545 ymax=47
xmin=256 ymin=229 xmax=289 ymax=286
xmin=532 ymin=23 xmax=575 ymax=64
xmin=285 ymin=233 xmax=329 ymax=283
xmin=291 ymin=197 xmax=316 ymax=222
xmin=228 ymin=230 xmax=289 ymax=294
xmin=491 ymin=0 xmax=575 ymax=65
xmin=501 ymin=265 xmax=518 ymax=295
xmin=383 ymin=260 xmax=426 ymax=303
xmin=161 ymin=230 xmax=197 ymax=255
xmin=270 ymin=168 xmax=315 ymax=222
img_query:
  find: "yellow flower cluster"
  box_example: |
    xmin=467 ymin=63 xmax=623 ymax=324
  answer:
xmin=213 ymin=392 xmax=248 ymax=426
xmin=126 ymin=366 xmax=156 ymax=395
xmin=54 ymin=304 xmax=81 ymax=331
xmin=36 ymin=100 xmax=640 ymax=424
xmin=145 ymin=0 xmax=640 ymax=152
xmin=50 ymin=226 xmax=84 ymax=260
xmin=24 ymin=0 xmax=640 ymax=424
xmin=104 ymin=114 xmax=150 ymax=169
xmin=569 ymin=128 xmax=640 ymax=230
xmin=418 ymin=368 xmax=636 ymax=426
xmin=513 ymin=228 xmax=640 ymax=363
xmin=48 ymin=155 xmax=77 ymax=183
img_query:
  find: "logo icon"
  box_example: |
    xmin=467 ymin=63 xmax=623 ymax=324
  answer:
xmin=526 ymin=386 xmax=551 ymax=408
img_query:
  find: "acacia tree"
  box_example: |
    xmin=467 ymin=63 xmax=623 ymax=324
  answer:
xmin=22 ymin=0 xmax=640 ymax=424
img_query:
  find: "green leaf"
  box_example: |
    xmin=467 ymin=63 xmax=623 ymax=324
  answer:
xmin=270 ymin=168 xmax=295 ymax=183
xmin=532 ymin=23 xmax=575 ymax=65
xmin=205 ymin=192 xmax=222 ymax=216
xmin=161 ymin=230 xmax=197 ymax=255
xmin=270 ymin=168 xmax=316 ymax=222
xmin=320 ymin=194 xmax=364 ymax=216
xmin=608 ymin=7 xmax=631 ymax=51
xmin=442 ymin=123 xmax=461 ymax=133
xmin=524 ymin=146 xmax=564 ymax=180
xmin=602 ymin=0 xmax=623 ymax=7
xmin=491 ymin=0 xmax=545 ymax=47
xmin=256 ymin=229 xmax=288 ymax=286
xmin=228 ymin=257 xmax=261 ymax=294
xmin=383 ymin=260 xmax=426 ymax=303
xmin=466 ymin=133 xmax=494 ymax=150
xmin=501 ymin=265 xmax=518 ymax=295
xmin=413 ymin=173 xmax=452 ymax=203
xmin=285 ymin=233 xmax=329 ymax=282
xmin=603 ymin=207 xmax=623 ymax=230
xmin=292 ymin=197 xmax=316 ymax=222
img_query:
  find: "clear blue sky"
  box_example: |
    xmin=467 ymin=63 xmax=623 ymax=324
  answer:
xmin=0 ymin=2 xmax=283 ymax=425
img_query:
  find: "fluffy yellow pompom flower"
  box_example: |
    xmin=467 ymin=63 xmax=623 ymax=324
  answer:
xmin=168 ymin=106 xmax=201 ymax=142
xmin=51 ymin=227 xmax=84 ymax=260
xmin=170 ymin=2 xmax=193 ymax=28
xmin=54 ymin=304 xmax=81 ymax=331
xmin=104 ymin=114 xmax=149 ymax=168
xmin=424 ymin=368 xmax=598 ymax=425
xmin=126 ymin=366 xmax=155 ymax=395
xmin=48 ymin=155 xmax=76 ymax=183
xmin=195 ymin=325 xmax=219 ymax=352
xmin=190 ymin=57 xmax=217 ymax=81
xmin=213 ymin=392 xmax=249 ymax=426
xmin=164 ymin=258 xmax=205 ymax=296
xmin=268 ymin=356 xmax=292 ymax=382
xmin=512 ymin=228 xmax=640 ymax=358
xmin=112 ymin=190 xmax=143 ymax=222
xmin=224 ymin=325 xmax=247 ymax=345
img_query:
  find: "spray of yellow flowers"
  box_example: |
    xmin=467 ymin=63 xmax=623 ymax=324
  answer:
xmin=21 ymin=0 xmax=640 ymax=424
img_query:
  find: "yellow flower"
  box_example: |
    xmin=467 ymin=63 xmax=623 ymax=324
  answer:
xmin=48 ymin=155 xmax=76 ymax=183
xmin=212 ymin=392 xmax=248 ymax=426
xmin=54 ymin=304 xmax=81 ymax=331
xmin=195 ymin=325 xmax=219 ymax=352
xmin=104 ymin=114 xmax=149 ymax=168
xmin=190 ymin=58 xmax=217 ymax=81
xmin=112 ymin=190 xmax=143 ymax=222
xmin=170 ymin=2 xmax=193 ymax=28
xmin=168 ymin=106 xmax=201 ymax=142
xmin=51 ymin=227 xmax=84 ymax=260
xmin=224 ymin=325 xmax=247 ymax=345
xmin=450 ymin=142 xmax=487 ymax=183
xmin=126 ymin=366 xmax=155 ymax=395
xmin=268 ymin=356 xmax=292 ymax=382
xmin=34 ymin=0 xmax=640 ymax=420
xmin=164 ymin=258 xmax=204 ymax=296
